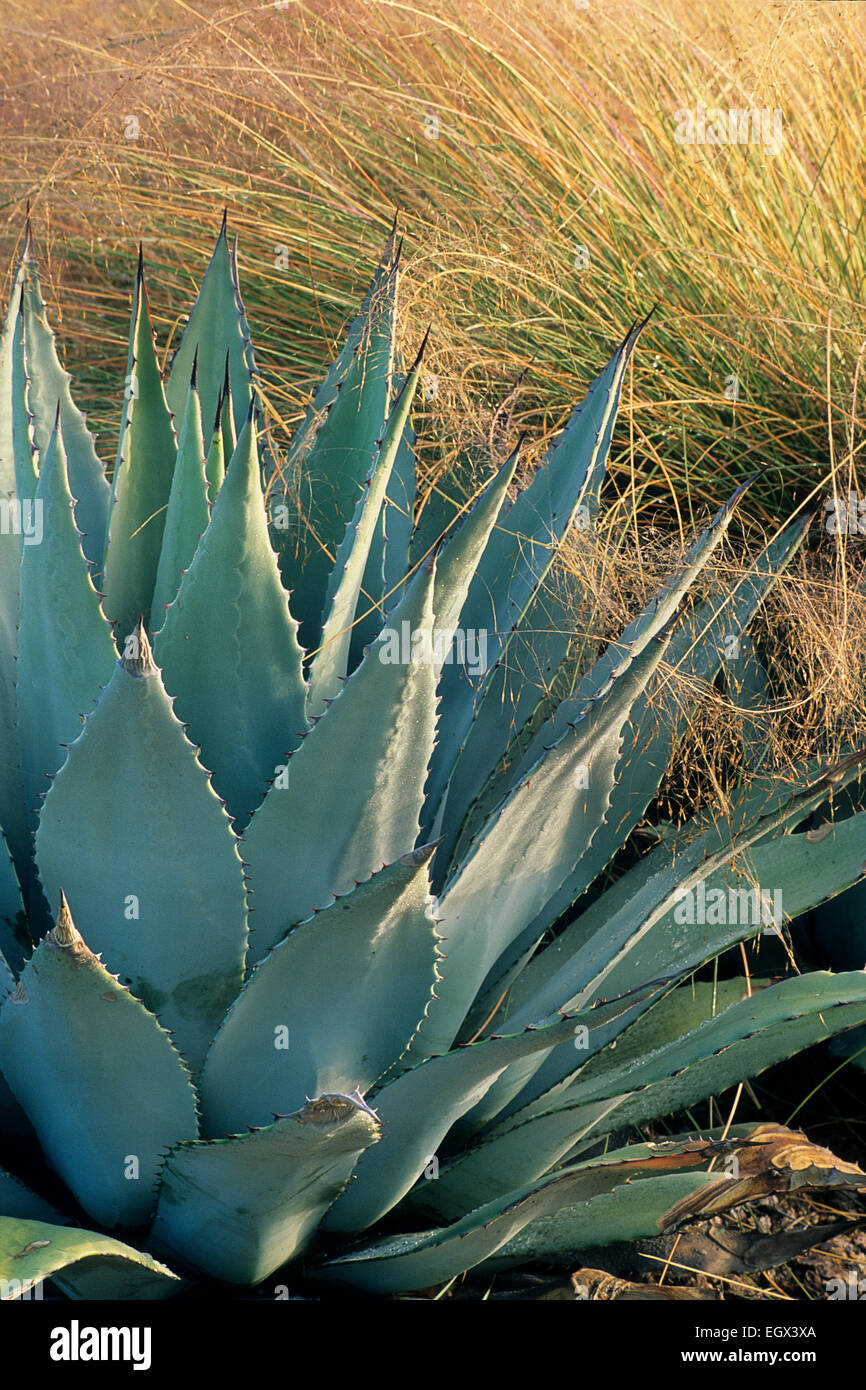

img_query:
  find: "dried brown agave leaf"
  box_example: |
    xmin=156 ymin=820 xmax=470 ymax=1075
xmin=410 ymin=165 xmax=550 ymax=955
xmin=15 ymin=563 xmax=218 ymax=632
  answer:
xmin=571 ymin=1269 xmax=722 ymax=1301
xmin=660 ymin=1124 xmax=865 ymax=1231
xmin=664 ymin=1218 xmax=864 ymax=1278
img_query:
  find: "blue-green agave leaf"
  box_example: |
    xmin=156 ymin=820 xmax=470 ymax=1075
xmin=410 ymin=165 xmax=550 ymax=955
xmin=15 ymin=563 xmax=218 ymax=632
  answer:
xmin=463 ymin=517 xmax=810 ymax=1036
xmin=307 ymin=331 xmax=427 ymax=716
xmin=409 ymin=450 xmax=477 ymax=573
xmin=0 ymin=933 xmax=27 ymax=1136
xmin=17 ymin=416 xmax=117 ymax=831
xmin=10 ymin=295 xmax=38 ymax=512
xmin=477 ymin=473 xmax=759 ymax=835
xmin=406 ymin=1095 xmax=626 ymax=1223
xmin=244 ymin=555 xmax=438 ymax=962
xmin=0 ymin=264 xmax=26 ymax=890
xmin=19 ymin=230 xmax=109 ymax=573
xmin=316 ymin=1138 xmax=716 ymax=1294
xmin=322 ymin=997 xmax=654 ymax=1234
xmin=165 ymin=217 xmax=256 ymax=448
xmin=220 ymin=355 xmax=238 ymax=458
xmin=151 ymin=360 xmax=209 ymax=626
xmin=431 ymin=569 xmax=582 ymax=867
xmin=0 ymin=896 xmax=198 ymax=1227
xmin=0 ymin=1212 xmax=179 ymax=1300
xmin=482 ymin=1173 xmax=718 ymax=1272
xmin=34 ymin=625 xmax=248 ymax=1072
xmin=0 ymin=942 xmax=13 ymax=995
xmin=0 ymin=833 xmax=27 ymax=977
xmin=480 ymin=756 xmax=866 ymax=1123
xmin=154 ymin=415 xmax=308 ymax=827
xmin=423 ymin=316 xmax=649 ymax=836
xmin=431 ymin=443 xmax=521 ymax=641
xmin=349 ymin=386 xmax=417 ymax=664
xmin=416 ymin=612 xmax=681 ymax=1058
xmin=380 ymin=412 xmax=416 ymax=601
xmin=102 ymin=253 xmax=178 ymax=641
xmin=550 ymin=978 xmax=756 ymax=1105
xmin=535 ymin=972 xmax=866 ymax=1138
xmin=725 ymin=631 xmax=772 ymax=772
xmin=442 ymin=480 xmax=782 ymax=884
xmin=151 ymin=1093 xmax=380 ymax=1284
xmin=422 ymin=980 xmax=753 ymax=1219
xmin=204 ymin=393 xmax=226 ymax=505
xmin=560 ymin=765 xmax=866 ymax=1021
xmin=267 ymin=231 xmax=398 ymax=653
xmin=460 ymin=318 xmax=647 ymax=654
xmin=201 ymin=848 xmax=440 ymax=1135
xmin=425 ymin=482 xmax=772 ymax=1057
xmin=477 ymin=1127 xmax=763 ymax=1268
xmin=0 ymin=244 xmax=26 ymax=497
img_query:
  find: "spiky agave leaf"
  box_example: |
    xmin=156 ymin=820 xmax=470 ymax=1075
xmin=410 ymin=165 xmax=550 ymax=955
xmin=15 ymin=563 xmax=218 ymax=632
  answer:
xmin=34 ymin=625 xmax=248 ymax=1073
xmin=151 ymin=1093 xmax=380 ymax=1284
xmin=15 ymin=224 xmax=110 ymax=573
xmin=154 ymin=413 xmax=308 ymax=827
xmin=150 ymin=355 xmax=210 ymax=626
xmin=17 ymin=412 xmax=116 ymax=833
xmin=102 ymin=252 xmax=177 ymax=641
xmin=0 ymin=894 xmax=198 ymax=1227
xmin=200 ymin=848 xmax=441 ymax=1134
xmin=267 ymin=225 xmax=400 ymax=657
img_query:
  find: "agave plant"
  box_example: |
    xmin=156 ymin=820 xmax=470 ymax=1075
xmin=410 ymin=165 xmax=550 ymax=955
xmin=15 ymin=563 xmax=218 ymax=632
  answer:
xmin=0 ymin=216 xmax=865 ymax=1301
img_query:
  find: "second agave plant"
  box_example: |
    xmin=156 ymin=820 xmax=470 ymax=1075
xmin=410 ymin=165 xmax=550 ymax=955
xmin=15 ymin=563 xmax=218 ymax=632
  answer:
xmin=0 ymin=216 xmax=864 ymax=1300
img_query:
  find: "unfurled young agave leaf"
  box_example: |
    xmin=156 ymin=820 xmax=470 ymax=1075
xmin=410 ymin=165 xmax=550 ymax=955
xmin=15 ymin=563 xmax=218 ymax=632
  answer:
xmin=102 ymin=251 xmax=178 ymax=641
xmin=204 ymin=395 xmax=227 ymax=507
xmin=349 ymin=362 xmax=418 ymax=664
xmin=164 ymin=212 xmax=256 ymax=447
xmin=0 ymin=220 xmax=864 ymax=1302
xmin=150 ymin=355 xmax=210 ymax=625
